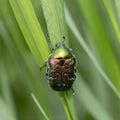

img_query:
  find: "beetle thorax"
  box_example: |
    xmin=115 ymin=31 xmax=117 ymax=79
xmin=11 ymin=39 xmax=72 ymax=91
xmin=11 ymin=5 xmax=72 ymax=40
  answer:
xmin=52 ymin=45 xmax=72 ymax=59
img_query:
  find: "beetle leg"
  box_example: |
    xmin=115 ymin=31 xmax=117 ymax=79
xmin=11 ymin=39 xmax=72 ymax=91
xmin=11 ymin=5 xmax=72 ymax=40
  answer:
xmin=40 ymin=62 xmax=47 ymax=71
xmin=71 ymin=88 xmax=75 ymax=95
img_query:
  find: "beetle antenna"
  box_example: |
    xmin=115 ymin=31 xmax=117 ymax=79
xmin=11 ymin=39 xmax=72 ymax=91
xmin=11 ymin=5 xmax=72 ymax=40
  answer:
xmin=48 ymin=35 xmax=54 ymax=51
xmin=62 ymin=36 xmax=65 ymax=44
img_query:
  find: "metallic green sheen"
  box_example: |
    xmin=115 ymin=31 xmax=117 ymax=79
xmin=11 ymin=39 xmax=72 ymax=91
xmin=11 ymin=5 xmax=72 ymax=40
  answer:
xmin=45 ymin=42 xmax=76 ymax=92
xmin=52 ymin=44 xmax=73 ymax=59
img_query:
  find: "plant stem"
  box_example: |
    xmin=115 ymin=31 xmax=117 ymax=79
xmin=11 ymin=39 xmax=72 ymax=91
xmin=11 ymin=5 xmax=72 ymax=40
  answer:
xmin=59 ymin=93 xmax=73 ymax=120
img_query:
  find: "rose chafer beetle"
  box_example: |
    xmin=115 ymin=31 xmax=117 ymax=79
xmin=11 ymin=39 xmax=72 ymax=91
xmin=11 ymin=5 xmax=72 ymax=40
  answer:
xmin=41 ymin=37 xmax=76 ymax=92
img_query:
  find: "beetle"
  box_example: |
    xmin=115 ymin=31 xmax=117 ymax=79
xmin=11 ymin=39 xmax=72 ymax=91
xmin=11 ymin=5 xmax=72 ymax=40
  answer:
xmin=41 ymin=37 xmax=76 ymax=92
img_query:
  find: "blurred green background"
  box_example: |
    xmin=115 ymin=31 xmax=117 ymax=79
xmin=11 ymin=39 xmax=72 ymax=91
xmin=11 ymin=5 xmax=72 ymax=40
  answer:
xmin=0 ymin=0 xmax=120 ymax=120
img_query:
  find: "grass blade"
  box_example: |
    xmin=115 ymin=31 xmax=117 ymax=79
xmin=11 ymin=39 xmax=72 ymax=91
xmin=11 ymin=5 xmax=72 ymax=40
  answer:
xmin=65 ymin=6 xmax=120 ymax=98
xmin=59 ymin=93 xmax=73 ymax=120
xmin=103 ymin=0 xmax=120 ymax=42
xmin=40 ymin=0 xmax=77 ymax=120
xmin=9 ymin=0 xmax=50 ymax=66
xmin=31 ymin=93 xmax=50 ymax=120
xmin=40 ymin=0 xmax=68 ymax=46
xmin=115 ymin=0 xmax=120 ymax=25
xmin=75 ymin=73 xmax=113 ymax=120
xmin=0 ymin=97 xmax=16 ymax=120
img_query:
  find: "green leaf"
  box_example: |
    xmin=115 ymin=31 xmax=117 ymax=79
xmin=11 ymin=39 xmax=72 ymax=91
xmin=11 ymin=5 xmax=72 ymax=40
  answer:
xmin=65 ymin=2 xmax=120 ymax=98
xmin=40 ymin=0 xmax=68 ymax=46
xmin=31 ymin=93 xmax=50 ymax=120
xmin=40 ymin=0 xmax=77 ymax=119
xmin=9 ymin=0 xmax=50 ymax=66
xmin=115 ymin=0 xmax=120 ymax=25
xmin=75 ymin=73 xmax=113 ymax=120
xmin=103 ymin=0 xmax=120 ymax=42
xmin=0 ymin=97 xmax=16 ymax=120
